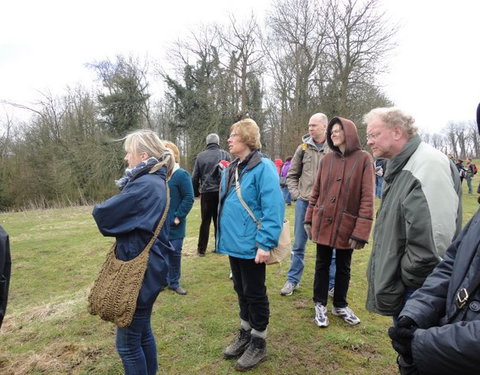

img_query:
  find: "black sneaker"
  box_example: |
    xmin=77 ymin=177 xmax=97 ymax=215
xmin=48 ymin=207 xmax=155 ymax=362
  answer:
xmin=234 ymin=336 xmax=267 ymax=371
xmin=223 ymin=329 xmax=251 ymax=359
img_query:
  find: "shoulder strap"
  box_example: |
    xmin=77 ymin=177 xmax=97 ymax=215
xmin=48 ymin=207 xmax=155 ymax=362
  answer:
xmin=143 ymin=185 xmax=170 ymax=252
xmin=235 ymin=167 xmax=258 ymax=226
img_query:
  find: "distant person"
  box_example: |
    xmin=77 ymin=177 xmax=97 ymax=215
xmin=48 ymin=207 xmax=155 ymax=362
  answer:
xmin=163 ymin=141 xmax=194 ymax=295
xmin=374 ymin=158 xmax=387 ymax=198
xmin=0 ymin=226 xmax=11 ymax=329
xmin=455 ymin=159 xmax=466 ymax=183
xmin=191 ymin=133 xmax=231 ymax=256
xmin=387 ymin=102 xmax=480 ymax=375
xmin=364 ymin=107 xmax=462 ymax=325
xmin=274 ymin=158 xmax=283 ymax=175
xmin=280 ymin=113 xmax=336 ymax=297
xmin=218 ymin=118 xmax=284 ymax=371
xmin=304 ymin=117 xmax=374 ymax=327
xmin=464 ymin=158 xmax=476 ymax=194
xmin=280 ymin=156 xmax=292 ymax=205
xmin=92 ymin=130 xmax=174 ymax=375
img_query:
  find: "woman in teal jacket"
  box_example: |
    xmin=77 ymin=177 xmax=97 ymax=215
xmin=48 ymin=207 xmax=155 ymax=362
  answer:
xmin=163 ymin=141 xmax=194 ymax=295
xmin=217 ymin=118 xmax=284 ymax=371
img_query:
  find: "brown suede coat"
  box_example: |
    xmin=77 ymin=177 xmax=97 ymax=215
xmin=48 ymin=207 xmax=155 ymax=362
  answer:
xmin=304 ymin=117 xmax=374 ymax=250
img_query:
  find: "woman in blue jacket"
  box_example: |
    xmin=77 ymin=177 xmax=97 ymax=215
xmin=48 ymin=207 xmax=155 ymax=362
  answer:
xmin=218 ymin=118 xmax=284 ymax=371
xmin=92 ymin=129 xmax=174 ymax=375
xmin=163 ymin=141 xmax=194 ymax=295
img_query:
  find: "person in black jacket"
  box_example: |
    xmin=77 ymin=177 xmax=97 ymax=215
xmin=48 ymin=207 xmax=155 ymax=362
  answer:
xmin=191 ymin=133 xmax=231 ymax=256
xmin=0 ymin=226 xmax=11 ymax=329
xmin=388 ymin=102 xmax=480 ymax=375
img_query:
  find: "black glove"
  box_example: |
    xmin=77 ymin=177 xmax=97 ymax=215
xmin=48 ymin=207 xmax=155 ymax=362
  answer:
xmin=388 ymin=316 xmax=417 ymax=364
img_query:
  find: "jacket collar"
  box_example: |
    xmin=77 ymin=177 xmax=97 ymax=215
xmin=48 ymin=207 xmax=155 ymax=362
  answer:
xmin=205 ymin=143 xmax=220 ymax=150
xmin=384 ymin=135 xmax=422 ymax=183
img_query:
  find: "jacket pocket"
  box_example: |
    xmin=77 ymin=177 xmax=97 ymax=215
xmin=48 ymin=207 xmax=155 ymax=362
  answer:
xmin=337 ymin=211 xmax=357 ymax=244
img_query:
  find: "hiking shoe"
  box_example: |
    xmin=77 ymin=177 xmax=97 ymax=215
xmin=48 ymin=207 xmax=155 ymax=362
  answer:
xmin=280 ymin=281 xmax=299 ymax=296
xmin=234 ymin=336 xmax=267 ymax=371
xmin=224 ymin=329 xmax=251 ymax=359
xmin=328 ymin=287 xmax=335 ymax=298
xmin=169 ymin=286 xmax=187 ymax=295
xmin=332 ymin=306 xmax=361 ymax=325
xmin=314 ymin=303 xmax=329 ymax=327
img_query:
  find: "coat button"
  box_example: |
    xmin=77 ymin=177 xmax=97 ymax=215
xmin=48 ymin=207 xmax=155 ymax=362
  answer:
xmin=469 ymin=300 xmax=480 ymax=312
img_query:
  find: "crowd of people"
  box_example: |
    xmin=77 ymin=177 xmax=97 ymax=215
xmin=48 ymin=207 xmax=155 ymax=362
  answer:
xmin=90 ymin=104 xmax=480 ymax=374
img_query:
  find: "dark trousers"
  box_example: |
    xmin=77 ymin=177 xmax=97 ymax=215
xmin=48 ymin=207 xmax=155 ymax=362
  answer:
xmin=197 ymin=192 xmax=219 ymax=253
xmin=313 ymin=245 xmax=353 ymax=308
xmin=229 ymin=256 xmax=269 ymax=332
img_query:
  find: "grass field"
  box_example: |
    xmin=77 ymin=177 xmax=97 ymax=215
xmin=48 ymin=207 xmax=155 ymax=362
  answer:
xmin=0 ymin=177 xmax=478 ymax=375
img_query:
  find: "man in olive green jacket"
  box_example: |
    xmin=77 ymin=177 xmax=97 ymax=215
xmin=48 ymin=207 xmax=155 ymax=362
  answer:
xmin=280 ymin=113 xmax=331 ymax=296
xmin=364 ymin=107 xmax=462 ymax=320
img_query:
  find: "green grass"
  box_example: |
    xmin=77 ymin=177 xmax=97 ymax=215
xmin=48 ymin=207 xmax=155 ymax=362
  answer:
xmin=0 ymin=175 xmax=478 ymax=374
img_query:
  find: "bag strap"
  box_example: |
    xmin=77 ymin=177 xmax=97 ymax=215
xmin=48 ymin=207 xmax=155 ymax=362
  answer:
xmin=143 ymin=185 xmax=171 ymax=252
xmin=234 ymin=167 xmax=259 ymax=227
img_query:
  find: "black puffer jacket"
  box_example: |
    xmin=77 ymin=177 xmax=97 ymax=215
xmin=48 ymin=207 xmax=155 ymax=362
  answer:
xmin=0 ymin=226 xmax=11 ymax=329
xmin=400 ymin=209 xmax=480 ymax=374
xmin=192 ymin=144 xmax=231 ymax=196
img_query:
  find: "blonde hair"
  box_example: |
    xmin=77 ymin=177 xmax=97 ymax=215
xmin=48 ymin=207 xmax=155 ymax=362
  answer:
xmin=163 ymin=140 xmax=180 ymax=163
xmin=123 ymin=129 xmax=175 ymax=177
xmin=231 ymin=118 xmax=261 ymax=150
xmin=363 ymin=107 xmax=418 ymax=138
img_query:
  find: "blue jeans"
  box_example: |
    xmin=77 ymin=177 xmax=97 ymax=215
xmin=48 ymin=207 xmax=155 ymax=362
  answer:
xmin=375 ymin=176 xmax=384 ymax=198
xmin=287 ymin=199 xmax=336 ymax=287
xmin=116 ymin=306 xmax=157 ymax=375
xmin=167 ymin=238 xmax=183 ymax=289
xmin=281 ymin=185 xmax=292 ymax=204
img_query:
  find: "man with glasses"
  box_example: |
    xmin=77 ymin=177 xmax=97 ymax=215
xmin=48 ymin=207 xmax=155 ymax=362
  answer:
xmin=363 ymin=107 xmax=462 ymax=326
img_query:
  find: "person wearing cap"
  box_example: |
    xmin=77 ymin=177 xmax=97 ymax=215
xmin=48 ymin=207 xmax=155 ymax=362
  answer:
xmin=387 ymin=103 xmax=480 ymax=375
xmin=192 ymin=133 xmax=231 ymax=256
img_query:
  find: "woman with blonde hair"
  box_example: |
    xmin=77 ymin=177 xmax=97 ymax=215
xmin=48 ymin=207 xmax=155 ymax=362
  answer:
xmin=93 ymin=129 xmax=174 ymax=375
xmin=217 ymin=118 xmax=284 ymax=371
xmin=163 ymin=141 xmax=194 ymax=295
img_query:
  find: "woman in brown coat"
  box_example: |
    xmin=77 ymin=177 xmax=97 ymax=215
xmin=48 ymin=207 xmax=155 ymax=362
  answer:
xmin=304 ymin=117 xmax=374 ymax=328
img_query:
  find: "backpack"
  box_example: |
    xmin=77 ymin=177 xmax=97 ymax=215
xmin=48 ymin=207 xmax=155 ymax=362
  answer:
xmin=473 ymin=164 xmax=478 ymax=175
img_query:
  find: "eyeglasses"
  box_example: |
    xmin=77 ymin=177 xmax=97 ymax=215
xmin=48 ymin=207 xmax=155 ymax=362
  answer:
xmin=366 ymin=132 xmax=381 ymax=141
xmin=229 ymin=133 xmax=240 ymax=139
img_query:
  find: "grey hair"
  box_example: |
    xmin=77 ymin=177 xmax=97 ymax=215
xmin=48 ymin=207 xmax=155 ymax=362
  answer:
xmin=310 ymin=113 xmax=328 ymax=125
xmin=206 ymin=133 xmax=220 ymax=145
xmin=123 ymin=129 xmax=175 ymax=178
xmin=363 ymin=107 xmax=418 ymax=138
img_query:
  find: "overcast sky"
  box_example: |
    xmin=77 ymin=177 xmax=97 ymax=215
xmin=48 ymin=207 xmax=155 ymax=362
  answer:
xmin=1 ymin=0 xmax=479 ymax=133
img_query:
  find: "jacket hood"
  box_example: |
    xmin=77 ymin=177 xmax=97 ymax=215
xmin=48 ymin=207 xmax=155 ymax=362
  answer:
xmin=301 ymin=134 xmax=328 ymax=150
xmin=326 ymin=117 xmax=361 ymax=156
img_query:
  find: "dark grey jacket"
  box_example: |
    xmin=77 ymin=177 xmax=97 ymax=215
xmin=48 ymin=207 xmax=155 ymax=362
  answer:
xmin=0 ymin=226 xmax=11 ymax=329
xmin=400 ymin=210 xmax=480 ymax=375
xmin=192 ymin=144 xmax=231 ymax=196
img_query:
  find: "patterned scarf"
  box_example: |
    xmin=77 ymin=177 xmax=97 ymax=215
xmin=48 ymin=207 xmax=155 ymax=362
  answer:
xmin=115 ymin=157 xmax=159 ymax=189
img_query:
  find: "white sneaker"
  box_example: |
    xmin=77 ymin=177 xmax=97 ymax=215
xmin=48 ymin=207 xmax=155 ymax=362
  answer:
xmin=332 ymin=306 xmax=361 ymax=325
xmin=314 ymin=303 xmax=329 ymax=327
xmin=280 ymin=281 xmax=299 ymax=296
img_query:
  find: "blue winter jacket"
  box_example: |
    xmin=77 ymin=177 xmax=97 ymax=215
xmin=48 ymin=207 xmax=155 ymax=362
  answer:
xmin=217 ymin=151 xmax=284 ymax=259
xmin=92 ymin=166 xmax=171 ymax=309
xmin=167 ymin=167 xmax=194 ymax=240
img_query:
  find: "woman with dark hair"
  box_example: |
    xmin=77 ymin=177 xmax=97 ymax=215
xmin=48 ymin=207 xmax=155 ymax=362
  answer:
xmin=304 ymin=117 xmax=374 ymax=328
xmin=93 ymin=129 xmax=174 ymax=375
xmin=217 ymin=118 xmax=284 ymax=371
